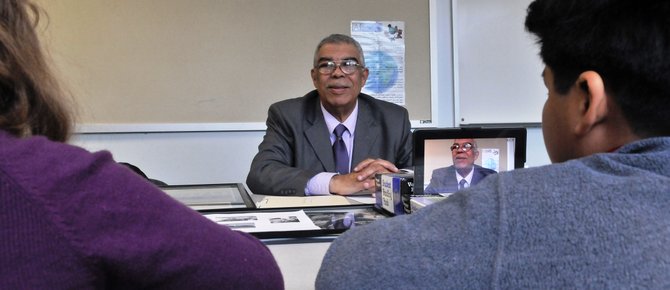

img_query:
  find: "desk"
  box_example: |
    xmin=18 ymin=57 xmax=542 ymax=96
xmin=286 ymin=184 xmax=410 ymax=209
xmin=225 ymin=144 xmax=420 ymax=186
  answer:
xmin=161 ymin=184 xmax=383 ymax=289
xmin=161 ymin=183 xmax=376 ymax=210
xmin=251 ymin=192 xmax=376 ymax=208
xmin=265 ymin=238 xmax=333 ymax=290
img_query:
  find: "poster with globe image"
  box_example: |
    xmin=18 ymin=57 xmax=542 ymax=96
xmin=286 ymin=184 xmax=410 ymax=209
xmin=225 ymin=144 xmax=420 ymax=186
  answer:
xmin=351 ymin=21 xmax=406 ymax=105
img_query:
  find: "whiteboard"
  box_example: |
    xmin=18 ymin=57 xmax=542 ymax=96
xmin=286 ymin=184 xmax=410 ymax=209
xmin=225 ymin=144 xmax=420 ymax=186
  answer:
xmin=34 ymin=0 xmax=431 ymax=127
xmin=454 ymin=0 xmax=545 ymax=125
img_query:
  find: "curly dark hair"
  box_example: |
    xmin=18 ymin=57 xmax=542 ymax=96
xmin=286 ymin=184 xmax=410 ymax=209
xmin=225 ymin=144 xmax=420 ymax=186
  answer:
xmin=0 ymin=0 xmax=72 ymax=142
xmin=525 ymin=0 xmax=670 ymax=137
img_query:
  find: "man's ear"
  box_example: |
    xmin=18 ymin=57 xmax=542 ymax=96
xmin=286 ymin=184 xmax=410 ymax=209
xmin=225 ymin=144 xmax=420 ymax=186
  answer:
xmin=574 ymin=71 xmax=608 ymax=136
xmin=360 ymin=67 xmax=369 ymax=86
xmin=310 ymin=68 xmax=318 ymax=86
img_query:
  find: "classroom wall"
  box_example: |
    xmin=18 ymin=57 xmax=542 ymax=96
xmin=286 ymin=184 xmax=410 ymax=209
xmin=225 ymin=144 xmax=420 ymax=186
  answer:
xmin=70 ymin=127 xmax=550 ymax=187
xmin=37 ymin=0 xmax=432 ymax=125
xmin=66 ymin=0 xmax=552 ymax=186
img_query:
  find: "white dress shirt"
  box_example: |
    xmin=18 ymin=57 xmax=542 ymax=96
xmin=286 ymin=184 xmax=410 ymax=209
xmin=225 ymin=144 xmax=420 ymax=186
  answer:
xmin=305 ymin=101 xmax=358 ymax=195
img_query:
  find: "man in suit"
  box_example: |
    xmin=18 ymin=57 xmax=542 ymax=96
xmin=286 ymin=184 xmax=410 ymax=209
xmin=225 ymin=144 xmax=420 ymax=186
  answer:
xmin=247 ymin=34 xmax=412 ymax=196
xmin=424 ymin=138 xmax=496 ymax=194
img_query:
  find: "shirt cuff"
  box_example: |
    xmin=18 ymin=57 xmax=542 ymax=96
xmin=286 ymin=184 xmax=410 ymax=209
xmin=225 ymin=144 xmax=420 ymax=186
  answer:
xmin=305 ymin=172 xmax=338 ymax=196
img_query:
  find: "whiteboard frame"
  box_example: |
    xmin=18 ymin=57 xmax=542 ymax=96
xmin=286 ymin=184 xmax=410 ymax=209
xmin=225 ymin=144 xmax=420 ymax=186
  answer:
xmin=76 ymin=119 xmax=442 ymax=134
xmin=451 ymin=0 xmax=544 ymax=126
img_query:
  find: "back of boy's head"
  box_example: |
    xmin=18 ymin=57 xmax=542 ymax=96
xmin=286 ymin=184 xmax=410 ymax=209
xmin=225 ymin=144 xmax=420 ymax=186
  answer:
xmin=525 ymin=0 xmax=670 ymax=137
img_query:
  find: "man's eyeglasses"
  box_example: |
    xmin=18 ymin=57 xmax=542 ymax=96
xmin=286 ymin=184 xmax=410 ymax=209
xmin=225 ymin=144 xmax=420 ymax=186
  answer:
xmin=316 ymin=59 xmax=362 ymax=75
xmin=450 ymin=142 xmax=474 ymax=152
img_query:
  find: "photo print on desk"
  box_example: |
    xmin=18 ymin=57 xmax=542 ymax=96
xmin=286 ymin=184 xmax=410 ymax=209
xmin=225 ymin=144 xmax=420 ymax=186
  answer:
xmin=306 ymin=208 xmax=386 ymax=230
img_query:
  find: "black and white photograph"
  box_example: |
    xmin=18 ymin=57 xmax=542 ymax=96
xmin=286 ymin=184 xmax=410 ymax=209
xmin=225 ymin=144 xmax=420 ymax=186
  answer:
xmin=306 ymin=209 xmax=386 ymax=230
xmin=210 ymin=215 xmax=257 ymax=223
xmin=204 ymin=210 xmax=320 ymax=233
xmin=269 ymin=216 xmax=300 ymax=224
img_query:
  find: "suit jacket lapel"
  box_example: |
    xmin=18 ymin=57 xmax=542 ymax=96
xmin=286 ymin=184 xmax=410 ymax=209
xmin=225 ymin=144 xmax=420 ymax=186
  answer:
xmin=304 ymin=98 xmax=336 ymax=171
xmin=448 ymin=166 xmax=459 ymax=188
xmin=352 ymin=98 xmax=380 ymax=166
xmin=472 ymin=167 xmax=485 ymax=183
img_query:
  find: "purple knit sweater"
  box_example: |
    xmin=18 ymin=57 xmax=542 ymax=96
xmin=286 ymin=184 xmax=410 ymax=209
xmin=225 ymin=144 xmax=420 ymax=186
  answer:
xmin=0 ymin=131 xmax=283 ymax=289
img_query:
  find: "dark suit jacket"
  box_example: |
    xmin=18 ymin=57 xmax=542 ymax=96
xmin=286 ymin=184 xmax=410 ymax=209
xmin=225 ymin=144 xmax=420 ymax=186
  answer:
xmin=246 ymin=90 xmax=413 ymax=196
xmin=423 ymin=165 xmax=496 ymax=194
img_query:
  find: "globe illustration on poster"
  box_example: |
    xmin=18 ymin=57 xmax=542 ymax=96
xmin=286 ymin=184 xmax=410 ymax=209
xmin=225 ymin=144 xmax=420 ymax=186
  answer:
xmin=364 ymin=50 xmax=398 ymax=94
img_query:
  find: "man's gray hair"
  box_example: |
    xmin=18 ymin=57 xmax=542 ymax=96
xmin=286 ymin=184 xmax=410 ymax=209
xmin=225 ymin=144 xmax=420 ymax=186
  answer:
xmin=313 ymin=34 xmax=365 ymax=67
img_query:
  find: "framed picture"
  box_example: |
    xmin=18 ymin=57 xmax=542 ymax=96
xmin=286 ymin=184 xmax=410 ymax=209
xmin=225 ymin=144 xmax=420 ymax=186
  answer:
xmin=160 ymin=183 xmax=255 ymax=211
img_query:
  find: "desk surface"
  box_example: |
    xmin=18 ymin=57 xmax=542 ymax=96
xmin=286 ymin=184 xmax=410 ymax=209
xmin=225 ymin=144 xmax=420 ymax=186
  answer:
xmin=162 ymin=183 xmax=377 ymax=289
xmin=252 ymin=193 xmax=376 ymax=208
xmin=161 ymin=183 xmax=376 ymax=210
xmin=267 ymin=239 xmax=332 ymax=290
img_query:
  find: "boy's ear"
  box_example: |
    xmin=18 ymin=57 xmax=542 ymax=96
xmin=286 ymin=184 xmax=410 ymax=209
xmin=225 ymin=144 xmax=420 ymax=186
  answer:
xmin=574 ymin=71 xmax=608 ymax=136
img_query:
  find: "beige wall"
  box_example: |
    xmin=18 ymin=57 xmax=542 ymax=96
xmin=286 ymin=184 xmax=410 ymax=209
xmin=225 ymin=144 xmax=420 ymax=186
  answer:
xmin=35 ymin=0 xmax=431 ymax=125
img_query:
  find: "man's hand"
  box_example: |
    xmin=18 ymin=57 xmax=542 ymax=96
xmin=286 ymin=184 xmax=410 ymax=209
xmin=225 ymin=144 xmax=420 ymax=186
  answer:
xmin=328 ymin=158 xmax=400 ymax=195
xmin=328 ymin=173 xmax=373 ymax=195
xmin=353 ymin=158 xmax=399 ymax=181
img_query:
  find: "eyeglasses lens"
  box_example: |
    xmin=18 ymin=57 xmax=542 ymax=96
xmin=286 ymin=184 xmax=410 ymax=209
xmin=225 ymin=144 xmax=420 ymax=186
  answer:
xmin=317 ymin=60 xmax=359 ymax=74
xmin=450 ymin=143 xmax=473 ymax=152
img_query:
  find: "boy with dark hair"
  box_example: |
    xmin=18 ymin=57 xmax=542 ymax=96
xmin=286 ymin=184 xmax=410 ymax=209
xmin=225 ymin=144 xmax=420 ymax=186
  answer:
xmin=316 ymin=0 xmax=670 ymax=288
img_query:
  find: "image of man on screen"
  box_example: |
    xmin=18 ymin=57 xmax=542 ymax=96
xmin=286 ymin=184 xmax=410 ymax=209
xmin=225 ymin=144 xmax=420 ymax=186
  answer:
xmin=424 ymin=138 xmax=497 ymax=194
